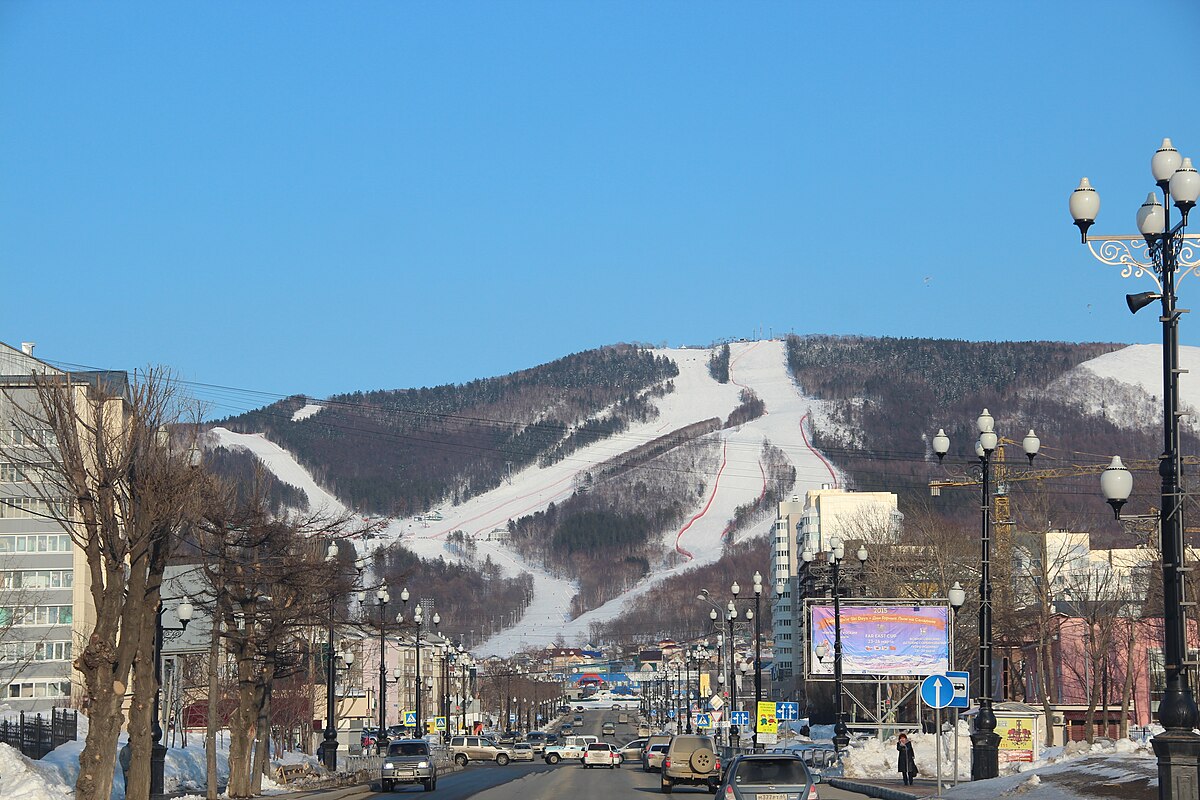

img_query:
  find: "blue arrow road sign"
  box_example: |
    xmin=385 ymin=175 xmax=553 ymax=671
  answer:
xmin=946 ymin=670 xmax=970 ymax=709
xmin=730 ymin=711 xmax=750 ymax=727
xmin=921 ymin=674 xmax=955 ymax=709
xmin=776 ymin=702 xmax=800 ymax=721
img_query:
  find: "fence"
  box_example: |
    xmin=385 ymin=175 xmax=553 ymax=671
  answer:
xmin=0 ymin=708 xmax=79 ymax=760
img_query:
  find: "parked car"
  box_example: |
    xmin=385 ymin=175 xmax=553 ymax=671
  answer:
xmin=381 ymin=739 xmax=437 ymax=792
xmin=661 ymin=734 xmax=720 ymax=793
xmin=617 ymin=713 xmax=630 ymax=724
xmin=525 ymin=731 xmax=550 ymax=753
xmin=498 ymin=730 xmax=519 ymax=745
xmin=642 ymin=734 xmax=672 ymax=771
xmin=582 ymin=742 xmax=621 ymax=769
xmin=449 ymin=735 xmax=513 ymax=766
xmin=715 ymin=754 xmax=819 ymax=800
xmin=511 ymin=742 xmax=536 ymax=762
xmin=602 ymin=722 xmax=616 ymax=736
xmin=618 ymin=738 xmax=647 ymax=763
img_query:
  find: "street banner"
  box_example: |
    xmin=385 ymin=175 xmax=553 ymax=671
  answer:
xmin=756 ymin=701 xmax=778 ymax=734
xmin=809 ymin=604 xmax=950 ymax=676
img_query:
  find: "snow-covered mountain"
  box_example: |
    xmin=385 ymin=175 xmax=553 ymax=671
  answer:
xmin=211 ymin=340 xmax=1196 ymax=657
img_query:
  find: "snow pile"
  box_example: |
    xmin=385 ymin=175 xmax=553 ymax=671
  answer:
xmin=0 ymin=744 xmax=76 ymax=800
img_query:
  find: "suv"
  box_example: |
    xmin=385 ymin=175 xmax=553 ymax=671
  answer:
xmin=381 ymin=739 xmax=437 ymax=792
xmin=449 ymin=735 xmax=513 ymax=766
xmin=661 ymin=734 xmax=720 ymax=793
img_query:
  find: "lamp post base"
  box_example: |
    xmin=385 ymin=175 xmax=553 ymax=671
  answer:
xmin=150 ymin=741 xmax=167 ymax=796
xmin=320 ymin=737 xmax=339 ymax=771
xmin=1151 ymin=730 xmax=1200 ymax=800
xmin=969 ymin=730 xmax=999 ymax=781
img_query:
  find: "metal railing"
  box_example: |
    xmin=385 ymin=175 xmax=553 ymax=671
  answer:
xmin=0 ymin=708 xmax=78 ymax=760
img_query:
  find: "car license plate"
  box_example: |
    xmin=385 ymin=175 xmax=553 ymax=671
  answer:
xmin=757 ymin=794 xmax=787 ymax=800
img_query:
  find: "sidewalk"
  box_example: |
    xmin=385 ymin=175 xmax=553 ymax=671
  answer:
xmin=830 ymin=777 xmax=950 ymax=800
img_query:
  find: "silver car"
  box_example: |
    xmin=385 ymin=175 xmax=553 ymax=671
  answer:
xmin=381 ymin=739 xmax=437 ymax=792
xmin=715 ymin=754 xmax=819 ymax=800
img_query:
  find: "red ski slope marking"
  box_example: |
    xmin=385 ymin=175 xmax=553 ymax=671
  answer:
xmin=800 ymin=411 xmax=838 ymax=487
xmin=674 ymin=439 xmax=728 ymax=560
xmin=727 ymin=340 xmax=763 ymax=398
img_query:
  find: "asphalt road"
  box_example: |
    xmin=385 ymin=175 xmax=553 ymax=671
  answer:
xmin=357 ymin=708 xmax=872 ymax=800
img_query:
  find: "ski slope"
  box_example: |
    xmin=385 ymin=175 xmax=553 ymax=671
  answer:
xmin=209 ymin=341 xmax=1192 ymax=657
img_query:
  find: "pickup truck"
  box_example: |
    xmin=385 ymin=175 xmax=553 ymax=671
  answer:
xmin=542 ymin=735 xmax=599 ymax=764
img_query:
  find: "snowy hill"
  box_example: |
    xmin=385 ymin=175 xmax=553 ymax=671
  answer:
xmin=211 ymin=340 xmax=1195 ymax=657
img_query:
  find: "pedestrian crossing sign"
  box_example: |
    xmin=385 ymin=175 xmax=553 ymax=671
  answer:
xmin=435 ymin=716 xmax=447 ymax=731
xmin=404 ymin=711 xmax=416 ymax=727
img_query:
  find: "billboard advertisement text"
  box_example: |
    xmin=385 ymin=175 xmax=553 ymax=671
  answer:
xmin=809 ymin=604 xmax=949 ymax=677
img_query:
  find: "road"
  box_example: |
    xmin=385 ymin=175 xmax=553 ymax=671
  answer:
xmin=359 ymin=708 xmax=873 ymax=800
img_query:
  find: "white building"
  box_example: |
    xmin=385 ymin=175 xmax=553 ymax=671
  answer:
xmin=770 ymin=486 xmax=902 ymax=685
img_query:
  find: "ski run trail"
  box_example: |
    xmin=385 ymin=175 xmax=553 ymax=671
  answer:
xmin=211 ymin=340 xmax=1190 ymax=658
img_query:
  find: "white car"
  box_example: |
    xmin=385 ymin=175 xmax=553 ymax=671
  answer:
xmin=582 ymin=742 xmax=621 ymax=769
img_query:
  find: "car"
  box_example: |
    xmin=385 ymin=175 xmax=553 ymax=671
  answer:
xmin=574 ymin=714 xmax=584 ymax=724
xmin=644 ymin=743 xmax=668 ymax=772
xmin=385 ymin=724 xmax=409 ymax=741
xmin=543 ymin=735 xmax=599 ymax=764
xmin=380 ymin=739 xmax=437 ymax=792
xmin=617 ymin=713 xmax=630 ymax=724
xmin=558 ymin=705 xmax=571 ymax=714
xmin=498 ymin=730 xmax=519 ymax=745
xmin=525 ymin=731 xmax=550 ymax=753
xmin=637 ymin=724 xmax=653 ymax=737
xmin=511 ymin=742 xmax=536 ymax=762
xmin=618 ymin=738 xmax=647 ymax=763
xmin=715 ymin=754 xmax=819 ymax=800
xmin=602 ymin=722 xmax=616 ymax=736
xmin=582 ymin=742 xmax=621 ymax=769
xmin=642 ymin=734 xmax=672 ymax=771
xmin=661 ymin=734 xmax=720 ymax=793
xmin=449 ymin=735 xmax=513 ymax=766
xmin=560 ymin=723 xmax=573 ymax=733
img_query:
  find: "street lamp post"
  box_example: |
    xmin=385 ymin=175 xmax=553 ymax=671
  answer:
xmin=152 ymin=597 xmax=194 ymax=795
xmin=321 ymin=543 xmax=342 ymax=770
xmin=1072 ymin=139 xmax=1200 ymax=800
xmin=752 ymin=571 xmax=763 ymax=751
xmin=375 ymin=587 xmax=390 ymax=752
xmin=931 ymin=411 xmax=1040 ymax=780
xmin=726 ymin=602 xmax=737 ymax=718
xmin=949 ymin=581 xmax=967 ymax=787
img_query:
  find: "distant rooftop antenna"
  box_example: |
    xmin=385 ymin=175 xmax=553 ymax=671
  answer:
xmin=20 ymin=342 xmax=34 ymax=356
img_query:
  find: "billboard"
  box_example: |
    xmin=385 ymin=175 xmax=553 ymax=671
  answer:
xmin=809 ymin=604 xmax=949 ymax=677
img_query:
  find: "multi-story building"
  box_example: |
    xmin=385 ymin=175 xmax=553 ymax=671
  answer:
xmin=0 ymin=342 xmax=124 ymax=712
xmin=770 ymin=487 xmax=902 ymax=689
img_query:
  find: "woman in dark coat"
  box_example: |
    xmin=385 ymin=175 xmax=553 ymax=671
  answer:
xmin=896 ymin=733 xmax=918 ymax=785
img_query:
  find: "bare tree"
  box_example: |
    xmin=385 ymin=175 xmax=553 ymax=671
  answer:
xmin=0 ymin=368 xmax=205 ymax=800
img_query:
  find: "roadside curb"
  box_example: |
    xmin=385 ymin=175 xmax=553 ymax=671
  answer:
xmin=829 ymin=778 xmax=921 ymax=800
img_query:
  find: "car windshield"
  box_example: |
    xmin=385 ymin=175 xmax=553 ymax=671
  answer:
xmin=650 ymin=745 xmax=668 ymax=753
xmin=515 ymin=744 xmax=531 ymax=750
xmin=733 ymin=758 xmax=809 ymax=785
xmin=587 ymin=743 xmax=608 ymax=751
xmin=388 ymin=742 xmax=429 ymax=756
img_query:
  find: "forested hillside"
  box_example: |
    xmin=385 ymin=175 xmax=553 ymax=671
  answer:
xmin=213 ymin=345 xmax=678 ymax=515
xmin=785 ymin=334 xmax=1187 ymax=542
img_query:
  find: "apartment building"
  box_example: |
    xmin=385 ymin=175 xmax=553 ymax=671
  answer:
xmin=0 ymin=342 xmax=124 ymax=712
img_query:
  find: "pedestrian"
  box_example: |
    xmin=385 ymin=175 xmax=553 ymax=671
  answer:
xmin=896 ymin=733 xmax=918 ymax=785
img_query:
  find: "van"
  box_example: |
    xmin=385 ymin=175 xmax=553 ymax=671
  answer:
xmin=617 ymin=712 xmax=630 ymax=724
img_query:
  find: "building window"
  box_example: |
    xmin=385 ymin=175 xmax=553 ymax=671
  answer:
xmin=0 ymin=534 xmax=72 ymax=553
xmin=0 ymin=570 xmax=73 ymax=589
xmin=0 ymin=605 xmax=74 ymax=626
xmin=0 ymin=497 xmax=66 ymax=519
xmin=6 ymin=680 xmax=71 ymax=698
xmin=0 ymin=640 xmax=72 ymax=663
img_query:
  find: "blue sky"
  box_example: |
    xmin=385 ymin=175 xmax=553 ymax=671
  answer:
xmin=3 ymin=2 xmax=1199 ymax=413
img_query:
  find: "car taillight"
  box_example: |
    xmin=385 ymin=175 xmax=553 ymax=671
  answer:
xmin=807 ymin=785 xmax=819 ymax=800
xmin=714 ymin=758 xmax=720 ymax=771
xmin=664 ymin=758 xmax=671 ymax=768
xmin=724 ymin=787 xmax=735 ymax=800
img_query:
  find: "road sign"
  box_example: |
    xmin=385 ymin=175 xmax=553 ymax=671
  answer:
xmin=921 ymin=674 xmax=955 ymax=709
xmin=756 ymin=701 xmax=778 ymax=734
xmin=946 ymin=671 xmax=970 ymax=709
xmin=435 ymin=716 xmax=447 ymax=731
xmin=404 ymin=711 xmax=417 ymax=727
xmin=730 ymin=711 xmax=750 ymax=727
xmin=757 ymin=732 xmax=778 ymax=745
xmin=776 ymin=702 xmax=800 ymax=721
xmin=695 ymin=713 xmax=713 ymax=729
xmin=668 ymin=709 xmax=676 ymax=719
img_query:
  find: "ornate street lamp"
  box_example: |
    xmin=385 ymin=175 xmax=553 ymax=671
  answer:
xmin=1071 ymin=140 xmax=1200 ymax=799
xmin=931 ymin=411 xmax=1039 ymax=779
xmin=321 ymin=543 xmax=341 ymax=770
xmin=151 ymin=597 xmax=193 ymax=795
